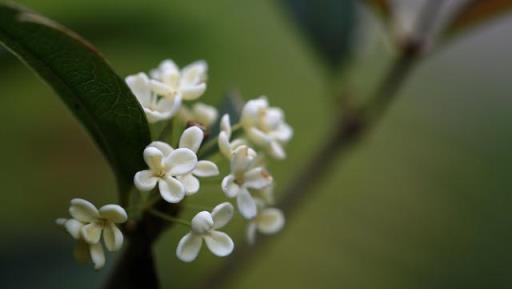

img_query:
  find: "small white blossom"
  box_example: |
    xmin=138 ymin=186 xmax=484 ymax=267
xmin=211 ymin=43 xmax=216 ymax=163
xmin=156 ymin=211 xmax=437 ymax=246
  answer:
xmin=176 ymin=202 xmax=234 ymax=262
xmin=56 ymin=198 xmax=128 ymax=270
xmin=176 ymin=126 xmax=219 ymax=195
xmin=241 ymin=97 xmax=293 ymax=160
xmin=246 ymin=207 xmax=285 ymax=245
xmin=218 ymin=114 xmax=246 ymax=159
xmin=150 ymin=59 xmax=208 ymax=102
xmin=178 ymin=102 xmax=218 ymax=127
xmin=134 ymin=142 xmax=198 ymax=203
xmin=126 ymin=72 xmax=181 ymax=123
xmin=221 ymin=146 xmax=273 ymax=219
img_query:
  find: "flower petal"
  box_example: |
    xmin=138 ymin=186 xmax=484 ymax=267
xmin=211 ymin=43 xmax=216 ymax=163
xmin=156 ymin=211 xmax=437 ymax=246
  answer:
xmin=220 ymin=114 xmax=231 ymax=136
xmin=218 ymin=132 xmax=232 ymax=159
xmin=221 ymin=175 xmax=240 ymax=198
xmin=257 ymin=208 xmax=285 ymax=234
xmin=246 ymin=222 xmax=257 ymax=245
xmin=192 ymin=103 xmax=218 ymax=126
xmin=204 ymin=231 xmax=234 ymax=257
xmin=244 ymin=167 xmax=273 ymax=189
xmin=157 ymin=94 xmax=182 ymax=117
xmin=159 ymin=177 xmax=185 ymax=203
xmin=89 ymin=242 xmax=105 ymax=270
xmin=103 ymin=223 xmax=124 ymax=251
xmin=180 ymin=83 xmax=206 ymax=101
xmin=143 ymin=146 xmax=164 ymax=171
xmin=237 ymin=188 xmax=257 ymax=219
xmin=81 ymin=223 xmax=102 ymax=244
xmin=271 ymin=123 xmax=293 ymax=142
xmin=176 ymin=233 xmax=202 ymax=262
xmin=231 ymin=146 xmax=253 ymax=174
xmin=268 ymin=141 xmax=286 ymax=160
xmin=69 ymin=198 xmax=99 ymax=223
xmin=191 ymin=211 xmax=214 ymax=235
xmin=179 ymin=126 xmax=204 ymax=153
xmin=148 ymin=141 xmax=174 ymax=156
xmin=247 ymin=127 xmax=271 ymax=146
xmin=193 ymin=160 xmax=219 ymax=177
xmin=144 ymin=108 xmax=172 ymax=123
xmin=62 ymin=219 xmax=83 ymax=239
xmin=178 ymin=174 xmax=200 ymax=195
xmin=134 ymin=170 xmax=158 ymax=192
xmin=149 ymin=79 xmax=175 ymax=96
xmin=99 ymin=205 xmax=128 ymax=223
xmin=181 ymin=60 xmax=208 ymax=85
xmin=211 ymin=202 xmax=234 ymax=229
xmin=165 ymin=148 xmax=198 ymax=176
xmin=125 ymin=73 xmax=151 ymax=107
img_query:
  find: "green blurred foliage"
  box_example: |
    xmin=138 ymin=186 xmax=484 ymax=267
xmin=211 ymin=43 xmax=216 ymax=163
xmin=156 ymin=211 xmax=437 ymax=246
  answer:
xmin=1 ymin=1 xmax=512 ymax=289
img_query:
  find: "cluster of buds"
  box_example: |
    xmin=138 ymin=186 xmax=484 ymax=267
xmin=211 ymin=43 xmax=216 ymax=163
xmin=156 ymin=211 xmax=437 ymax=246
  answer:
xmin=56 ymin=58 xmax=292 ymax=268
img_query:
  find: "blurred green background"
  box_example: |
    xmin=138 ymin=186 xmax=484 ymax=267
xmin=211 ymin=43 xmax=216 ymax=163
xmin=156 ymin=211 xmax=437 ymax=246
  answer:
xmin=1 ymin=0 xmax=512 ymax=289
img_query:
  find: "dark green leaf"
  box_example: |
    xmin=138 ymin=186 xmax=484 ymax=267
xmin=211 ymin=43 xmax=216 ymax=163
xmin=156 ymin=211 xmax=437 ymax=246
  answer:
xmin=0 ymin=2 xmax=151 ymax=204
xmin=281 ymin=0 xmax=356 ymax=70
xmin=443 ymin=0 xmax=512 ymax=41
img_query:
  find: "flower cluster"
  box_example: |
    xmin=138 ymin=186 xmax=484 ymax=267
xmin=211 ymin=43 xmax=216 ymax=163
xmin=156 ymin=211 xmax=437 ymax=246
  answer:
xmin=56 ymin=58 xmax=292 ymax=268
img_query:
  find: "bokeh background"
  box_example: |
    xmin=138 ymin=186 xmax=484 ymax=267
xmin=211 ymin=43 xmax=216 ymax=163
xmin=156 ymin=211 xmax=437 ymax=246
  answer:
xmin=1 ymin=0 xmax=512 ymax=289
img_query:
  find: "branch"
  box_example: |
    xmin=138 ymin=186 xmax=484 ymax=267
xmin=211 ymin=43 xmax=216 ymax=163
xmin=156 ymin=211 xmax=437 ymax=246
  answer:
xmin=193 ymin=2 xmax=445 ymax=289
xmin=102 ymin=200 xmax=181 ymax=289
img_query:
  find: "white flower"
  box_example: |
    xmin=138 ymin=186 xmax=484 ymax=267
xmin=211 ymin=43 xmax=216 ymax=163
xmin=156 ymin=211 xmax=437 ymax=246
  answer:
xmin=241 ymin=97 xmax=293 ymax=160
xmin=125 ymin=72 xmax=181 ymax=123
xmin=176 ymin=126 xmax=219 ymax=195
xmin=150 ymin=59 xmax=208 ymax=102
xmin=218 ymin=114 xmax=246 ymax=159
xmin=56 ymin=198 xmax=128 ymax=270
xmin=176 ymin=202 xmax=234 ymax=262
xmin=134 ymin=141 xmax=198 ymax=203
xmin=178 ymin=102 xmax=218 ymax=127
xmin=246 ymin=207 xmax=285 ymax=245
xmin=221 ymin=146 xmax=273 ymax=219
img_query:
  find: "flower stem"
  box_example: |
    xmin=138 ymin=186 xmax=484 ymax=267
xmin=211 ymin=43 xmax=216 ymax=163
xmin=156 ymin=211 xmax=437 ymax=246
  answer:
xmin=148 ymin=209 xmax=191 ymax=226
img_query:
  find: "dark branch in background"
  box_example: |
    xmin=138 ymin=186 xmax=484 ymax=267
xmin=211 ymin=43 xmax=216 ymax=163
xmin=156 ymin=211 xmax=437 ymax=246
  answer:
xmin=193 ymin=2 xmax=445 ymax=289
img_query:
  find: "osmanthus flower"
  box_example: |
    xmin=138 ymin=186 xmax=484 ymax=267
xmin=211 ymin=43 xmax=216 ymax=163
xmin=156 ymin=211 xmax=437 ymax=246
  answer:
xmin=134 ymin=141 xmax=198 ymax=203
xmin=125 ymin=72 xmax=181 ymax=123
xmin=218 ymin=114 xmax=245 ymax=159
xmin=56 ymin=198 xmax=128 ymax=270
xmin=240 ymin=97 xmax=293 ymax=160
xmin=176 ymin=202 xmax=234 ymax=262
xmin=221 ymin=146 xmax=273 ymax=219
xmin=148 ymin=126 xmax=219 ymax=195
xmin=178 ymin=102 xmax=218 ymax=127
xmin=149 ymin=59 xmax=208 ymax=102
xmin=246 ymin=206 xmax=285 ymax=245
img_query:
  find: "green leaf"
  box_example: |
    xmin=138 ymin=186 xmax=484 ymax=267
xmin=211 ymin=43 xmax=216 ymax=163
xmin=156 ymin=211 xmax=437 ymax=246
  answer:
xmin=0 ymin=2 xmax=151 ymax=204
xmin=443 ymin=0 xmax=512 ymax=41
xmin=281 ymin=0 xmax=357 ymax=70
